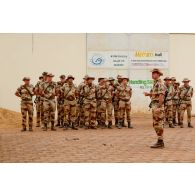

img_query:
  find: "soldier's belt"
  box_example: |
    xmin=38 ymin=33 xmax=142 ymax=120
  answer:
xmin=119 ymin=98 xmax=130 ymax=102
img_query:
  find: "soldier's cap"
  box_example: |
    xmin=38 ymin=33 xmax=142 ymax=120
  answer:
xmin=108 ymin=77 xmax=115 ymax=81
xmin=67 ymin=75 xmax=75 ymax=80
xmin=182 ymin=78 xmax=190 ymax=82
xmin=174 ymin=81 xmax=180 ymax=85
xmin=98 ymin=77 xmax=106 ymax=82
xmin=86 ymin=76 xmax=95 ymax=80
xmin=121 ymin=76 xmax=129 ymax=81
xmin=171 ymin=77 xmax=176 ymax=81
xmin=164 ymin=77 xmax=172 ymax=81
xmin=117 ymin=75 xmax=122 ymax=79
xmin=59 ymin=75 xmax=66 ymax=79
xmin=42 ymin=71 xmax=48 ymax=76
xmin=39 ymin=76 xmax=43 ymax=79
xmin=151 ymin=68 xmax=163 ymax=76
xmin=47 ymin=73 xmax=55 ymax=77
xmin=83 ymin=74 xmax=89 ymax=79
xmin=23 ymin=77 xmax=30 ymax=81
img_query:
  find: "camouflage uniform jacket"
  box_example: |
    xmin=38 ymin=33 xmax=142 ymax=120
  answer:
xmin=16 ymin=84 xmax=34 ymax=102
xmin=116 ymin=84 xmax=132 ymax=102
xmin=179 ymin=85 xmax=193 ymax=104
xmin=40 ymin=81 xmax=57 ymax=100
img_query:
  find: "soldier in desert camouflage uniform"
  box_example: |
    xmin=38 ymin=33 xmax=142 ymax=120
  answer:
xmin=179 ymin=78 xmax=193 ymax=128
xmin=34 ymin=75 xmax=43 ymax=127
xmin=77 ymin=75 xmax=88 ymax=128
xmin=116 ymin=76 xmax=133 ymax=129
xmin=56 ymin=75 xmax=66 ymax=127
xmin=96 ymin=78 xmax=114 ymax=129
xmin=15 ymin=77 xmax=35 ymax=131
xmin=172 ymin=81 xmax=180 ymax=126
xmin=144 ymin=69 xmax=166 ymax=148
xmin=82 ymin=76 xmax=97 ymax=129
xmin=61 ymin=75 xmax=78 ymax=130
xmin=164 ymin=77 xmax=175 ymax=128
xmin=39 ymin=73 xmax=57 ymax=131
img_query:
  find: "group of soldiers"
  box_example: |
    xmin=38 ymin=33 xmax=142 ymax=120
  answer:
xmin=15 ymin=69 xmax=193 ymax=149
xmin=15 ymin=72 xmax=133 ymax=132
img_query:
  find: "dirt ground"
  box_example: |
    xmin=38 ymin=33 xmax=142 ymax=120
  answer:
xmin=0 ymin=108 xmax=195 ymax=163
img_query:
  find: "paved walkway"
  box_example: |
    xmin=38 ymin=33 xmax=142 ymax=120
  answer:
xmin=0 ymin=115 xmax=194 ymax=162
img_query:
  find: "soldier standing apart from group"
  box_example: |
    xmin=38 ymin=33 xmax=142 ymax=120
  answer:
xmin=179 ymin=78 xmax=193 ymax=128
xmin=15 ymin=77 xmax=35 ymax=131
xmin=34 ymin=75 xmax=43 ymax=127
xmin=172 ymin=81 xmax=180 ymax=125
xmin=164 ymin=77 xmax=175 ymax=128
xmin=40 ymin=73 xmax=57 ymax=131
xmin=56 ymin=75 xmax=66 ymax=128
xmin=144 ymin=69 xmax=166 ymax=148
xmin=61 ymin=75 xmax=78 ymax=130
xmin=82 ymin=76 xmax=97 ymax=129
xmin=116 ymin=76 xmax=133 ymax=129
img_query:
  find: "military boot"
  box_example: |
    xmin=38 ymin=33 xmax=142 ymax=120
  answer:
xmin=180 ymin=123 xmax=184 ymax=128
xmin=118 ymin=122 xmax=122 ymax=129
xmin=173 ymin=119 xmax=177 ymax=126
xmin=169 ymin=123 xmax=175 ymax=128
xmin=108 ymin=121 xmax=112 ymax=129
xmin=188 ymin=122 xmax=193 ymax=128
xmin=43 ymin=123 xmax=47 ymax=131
xmin=72 ymin=123 xmax=78 ymax=130
xmin=128 ymin=122 xmax=133 ymax=129
xmin=150 ymin=139 xmax=165 ymax=149
xmin=55 ymin=120 xmax=60 ymax=127
xmin=21 ymin=126 xmax=27 ymax=132
xmin=29 ymin=126 xmax=33 ymax=131
xmin=115 ymin=119 xmax=118 ymax=127
xmin=51 ymin=122 xmax=56 ymax=131
xmin=36 ymin=122 xmax=40 ymax=127
xmin=101 ymin=122 xmax=107 ymax=129
xmin=122 ymin=120 xmax=127 ymax=127
xmin=64 ymin=123 xmax=69 ymax=130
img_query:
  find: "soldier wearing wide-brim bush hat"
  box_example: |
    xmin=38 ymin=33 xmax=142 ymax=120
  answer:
xmin=150 ymin=68 xmax=163 ymax=76
xmin=59 ymin=75 xmax=66 ymax=79
xmin=108 ymin=77 xmax=115 ymax=81
xmin=66 ymin=75 xmax=75 ymax=80
xmin=182 ymin=78 xmax=191 ymax=82
xmin=39 ymin=76 xmax=43 ymax=80
xmin=22 ymin=77 xmax=30 ymax=81
xmin=174 ymin=81 xmax=180 ymax=85
xmin=47 ymin=73 xmax=55 ymax=77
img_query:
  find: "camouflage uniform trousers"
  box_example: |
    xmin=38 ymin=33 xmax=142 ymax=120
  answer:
xmin=164 ymin=101 xmax=173 ymax=125
xmin=97 ymin=99 xmax=113 ymax=125
xmin=118 ymin=100 xmax=131 ymax=123
xmin=57 ymin=100 xmax=65 ymax=124
xmin=77 ymin=103 xmax=85 ymax=126
xmin=83 ymin=100 xmax=97 ymax=127
xmin=35 ymin=99 xmax=42 ymax=126
xmin=43 ymin=99 xmax=56 ymax=125
xmin=172 ymin=102 xmax=180 ymax=123
xmin=113 ymin=100 xmax=119 ymax=121
xmin=152 ymin=103 xmax=164 ymax=140
xmin=40 ymin=99 xmax=44 ymax=126
xmin=64 ymin=100 xmax=77 ymax=125
xmin=21 ymin=100 xmax=33 ymax=129
xmin=179 ymin=102 xmax=192 ymax=124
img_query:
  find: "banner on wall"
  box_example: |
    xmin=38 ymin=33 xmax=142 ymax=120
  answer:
xmin=130 ymin=51 xmax=168 ymax=69
xmin=88 ymin=51 xmax=129 ymax=69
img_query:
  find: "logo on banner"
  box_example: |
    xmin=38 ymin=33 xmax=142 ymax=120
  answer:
xmin=90 ymin=54 xmax=105 ymax=66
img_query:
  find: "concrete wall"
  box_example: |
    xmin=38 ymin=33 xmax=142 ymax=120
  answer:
xmin=0 ymin=34 xmax=86 ymax=112
xmin=0 ymin=33 xmax=195 ymax=113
